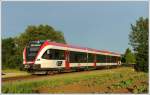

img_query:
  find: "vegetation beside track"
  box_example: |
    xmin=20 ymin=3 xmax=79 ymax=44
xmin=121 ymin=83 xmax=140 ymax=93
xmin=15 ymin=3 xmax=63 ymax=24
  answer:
xmin=2 ymin=69 xmax=31 ymax=78
xmin=2 ymin=67 xmax=148 ymax=94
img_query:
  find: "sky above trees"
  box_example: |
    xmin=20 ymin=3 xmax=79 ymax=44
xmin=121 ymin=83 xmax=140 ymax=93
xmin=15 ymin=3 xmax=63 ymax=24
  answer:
xmin=2 ymin=1 xmax=148 ymax=53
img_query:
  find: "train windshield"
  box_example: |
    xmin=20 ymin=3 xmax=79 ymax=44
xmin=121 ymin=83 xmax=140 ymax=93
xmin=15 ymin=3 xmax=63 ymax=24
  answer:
xmin=26 ymin=40 xmax=45 ymax=61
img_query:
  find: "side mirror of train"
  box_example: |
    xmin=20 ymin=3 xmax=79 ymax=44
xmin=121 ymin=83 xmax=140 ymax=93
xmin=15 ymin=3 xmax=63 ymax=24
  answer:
xmin=56 ymin=61 xmax=62 ymax=66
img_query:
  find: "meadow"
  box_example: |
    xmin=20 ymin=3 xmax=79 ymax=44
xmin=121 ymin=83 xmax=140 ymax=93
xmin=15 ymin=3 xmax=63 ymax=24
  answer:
xmin=2 ymin=67 xmax=148 ymax=94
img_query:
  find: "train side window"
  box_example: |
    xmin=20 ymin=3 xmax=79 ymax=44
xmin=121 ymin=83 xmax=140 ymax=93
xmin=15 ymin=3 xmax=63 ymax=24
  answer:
xmin=88 ymin=53 xmax=94 ymax=63
xmin=96 ymin=54 xmax=106 ymax=63
xmin=54 ymin=49 xmax=65 ymax=60
xmin=42 ymin=49 xmax=52 ymax=59
xmin=107 ymin=56 xmax=118 ymax=63
xmin=69 ymin=51 xmax=76 ymax=63
xmin=69 ymin=51 xmax=87 ymax=63
xmin=107 ymin=56 xmax=111 ymax=63
xmin=42 ymin=49 xmax=65 ymax=60
xmin=77 ymin=52 xmax=86 ymax=63
xmin=112 ymin=56 xmax=116 ymax=63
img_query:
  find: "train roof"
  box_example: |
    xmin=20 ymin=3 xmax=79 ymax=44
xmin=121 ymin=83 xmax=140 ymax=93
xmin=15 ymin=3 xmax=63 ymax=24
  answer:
xmin=28 ymin=40 xmax=121 ymax=56
xmin=43 ymin=41 xmax=121 ymax=56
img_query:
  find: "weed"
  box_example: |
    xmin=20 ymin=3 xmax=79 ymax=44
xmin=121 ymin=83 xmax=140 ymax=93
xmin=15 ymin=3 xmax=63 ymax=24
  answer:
xmin=133 ymin=84 xmax=148 ymax=94
xmin=111 ymin=79 xmax=133 ymax=89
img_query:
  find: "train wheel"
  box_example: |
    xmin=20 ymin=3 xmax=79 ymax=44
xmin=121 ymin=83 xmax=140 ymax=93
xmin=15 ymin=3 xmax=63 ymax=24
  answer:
xmin=57 ymin=69 xmax=62 ymax=73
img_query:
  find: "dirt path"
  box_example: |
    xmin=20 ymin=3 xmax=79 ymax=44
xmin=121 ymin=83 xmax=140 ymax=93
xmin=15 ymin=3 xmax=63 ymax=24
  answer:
xmin=2 ymin=75 xmax=40 ymax=82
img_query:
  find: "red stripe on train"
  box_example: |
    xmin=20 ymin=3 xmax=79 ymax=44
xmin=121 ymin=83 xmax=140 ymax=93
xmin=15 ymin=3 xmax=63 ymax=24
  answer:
xmin=23 ymin=47 xmax=26 ymax=64
xmin=65 ymin=51 xmax=70 ymax=69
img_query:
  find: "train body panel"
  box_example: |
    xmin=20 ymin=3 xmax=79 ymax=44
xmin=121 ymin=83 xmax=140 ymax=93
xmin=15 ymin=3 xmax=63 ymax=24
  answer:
xmin=23 ymin=40 xmax=121 ymax=72
xmin=36 ymin=59 xmax=66 ymax=68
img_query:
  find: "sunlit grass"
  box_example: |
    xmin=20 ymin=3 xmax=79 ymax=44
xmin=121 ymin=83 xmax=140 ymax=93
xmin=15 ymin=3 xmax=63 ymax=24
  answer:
xmin=2 ymin=69 xmax=31 ymax=78
xmin=2 ymin=67 xmax=148 ymax=93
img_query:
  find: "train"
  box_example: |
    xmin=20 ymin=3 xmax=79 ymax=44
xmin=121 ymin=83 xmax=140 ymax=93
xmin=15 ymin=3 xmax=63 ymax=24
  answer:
xmin=23 ymin=40 xmax=121 ymax=74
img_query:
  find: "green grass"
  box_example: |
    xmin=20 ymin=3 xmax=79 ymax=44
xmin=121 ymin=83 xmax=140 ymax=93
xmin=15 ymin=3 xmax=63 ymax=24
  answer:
xmin=2 ymin=69 xmax=23 ymax=73
xmin=2 ymin=67 xmax=148 ymax=93
xmin=133 ymin=84 xmax=148 ymax=93
xmin=111 ymin=79 xmax=134 ymax=88
xmin=2 ymin=69 xmax=31 ymax=78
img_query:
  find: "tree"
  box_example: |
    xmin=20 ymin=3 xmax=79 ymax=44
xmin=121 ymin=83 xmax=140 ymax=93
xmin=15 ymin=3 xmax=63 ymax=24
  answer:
xmin=124 ymin=48 xmax=136 ymax=64
xmin=15 ymin=24 xmax=66 ymax=51
xmin=2 ymin=24 xmax=66 ymax=69
xmin=2 ymin=38 xmax=18 ymax=69
xmin=129 ymin=17 xmax=148 ymax=72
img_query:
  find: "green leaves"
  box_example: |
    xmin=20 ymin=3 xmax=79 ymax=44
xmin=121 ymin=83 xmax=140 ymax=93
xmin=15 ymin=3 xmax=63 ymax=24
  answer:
xmin=2 ymin=38 xmax=19 ymax=69
xmin=129 ymin=17 xmax=148 ymax=72
xmin=16 ymin=24 xmax=66 ymax=48
xmin=124 ymin=48 xmax=136 ymax=64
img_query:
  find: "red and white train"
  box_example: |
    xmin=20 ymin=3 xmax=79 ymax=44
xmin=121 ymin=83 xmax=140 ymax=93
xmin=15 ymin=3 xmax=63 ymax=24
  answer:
xmin=23 ymin=40 xmax=121 ymax=74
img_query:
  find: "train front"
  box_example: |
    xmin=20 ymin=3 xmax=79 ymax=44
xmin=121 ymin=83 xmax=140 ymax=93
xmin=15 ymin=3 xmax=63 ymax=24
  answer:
xmin=23 ymin=40 xmax=45 ymax=72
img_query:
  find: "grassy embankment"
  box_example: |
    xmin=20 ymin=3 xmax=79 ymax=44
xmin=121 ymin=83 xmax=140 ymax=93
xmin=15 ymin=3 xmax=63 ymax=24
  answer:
xmin=2 ymin=67 xmax=148 ymax=93
xmin=2 ymin=69 xmax=31 ymax=78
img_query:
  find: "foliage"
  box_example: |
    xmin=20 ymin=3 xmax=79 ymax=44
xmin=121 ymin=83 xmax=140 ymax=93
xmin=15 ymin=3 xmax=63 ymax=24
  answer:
xmin=2 ymin=38 xmax=19 ymax=69
xmin=112 ymin=79 xmax=133 ymax=88
xmin=133 ymin=84 xmax=148 ymax=94
xmin=15 ymin=24 xmax=66 ymax=48
xmin=124 ymin=48 xmax=136 ymax=64
xmin=129 ymin=17 xmax=148 ymax=72
xmin=2 ymin=24 xmax=66 ymax=69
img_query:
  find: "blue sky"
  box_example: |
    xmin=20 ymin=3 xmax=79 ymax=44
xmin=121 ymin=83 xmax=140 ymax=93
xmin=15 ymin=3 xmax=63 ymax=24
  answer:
xmin=2 ymin=1 xmax=148 ymax=53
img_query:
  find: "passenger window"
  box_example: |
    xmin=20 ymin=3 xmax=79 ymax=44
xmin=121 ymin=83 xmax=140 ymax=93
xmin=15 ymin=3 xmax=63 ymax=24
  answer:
xmin=69 ymin=51 xmax=87 ymax=63
xmin=96 ymin=54 xmax=106 ymax=63
xmin=42 ymin=49 xmax=65 ymax=60
xmin=42 ymin=49 xmax=52 ymax=59
xmin=88 ymin=53 xmax=94 ymax=62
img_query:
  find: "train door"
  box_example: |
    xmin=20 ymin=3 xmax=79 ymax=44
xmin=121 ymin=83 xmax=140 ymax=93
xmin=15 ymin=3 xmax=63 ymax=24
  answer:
xmin=65 ymin=50 xmax=70 ymax=70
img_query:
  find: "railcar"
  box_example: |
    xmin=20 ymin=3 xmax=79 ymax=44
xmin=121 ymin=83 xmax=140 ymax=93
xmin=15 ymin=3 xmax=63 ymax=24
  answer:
xmin=23 ymin=40 xmax=121 ymax=74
